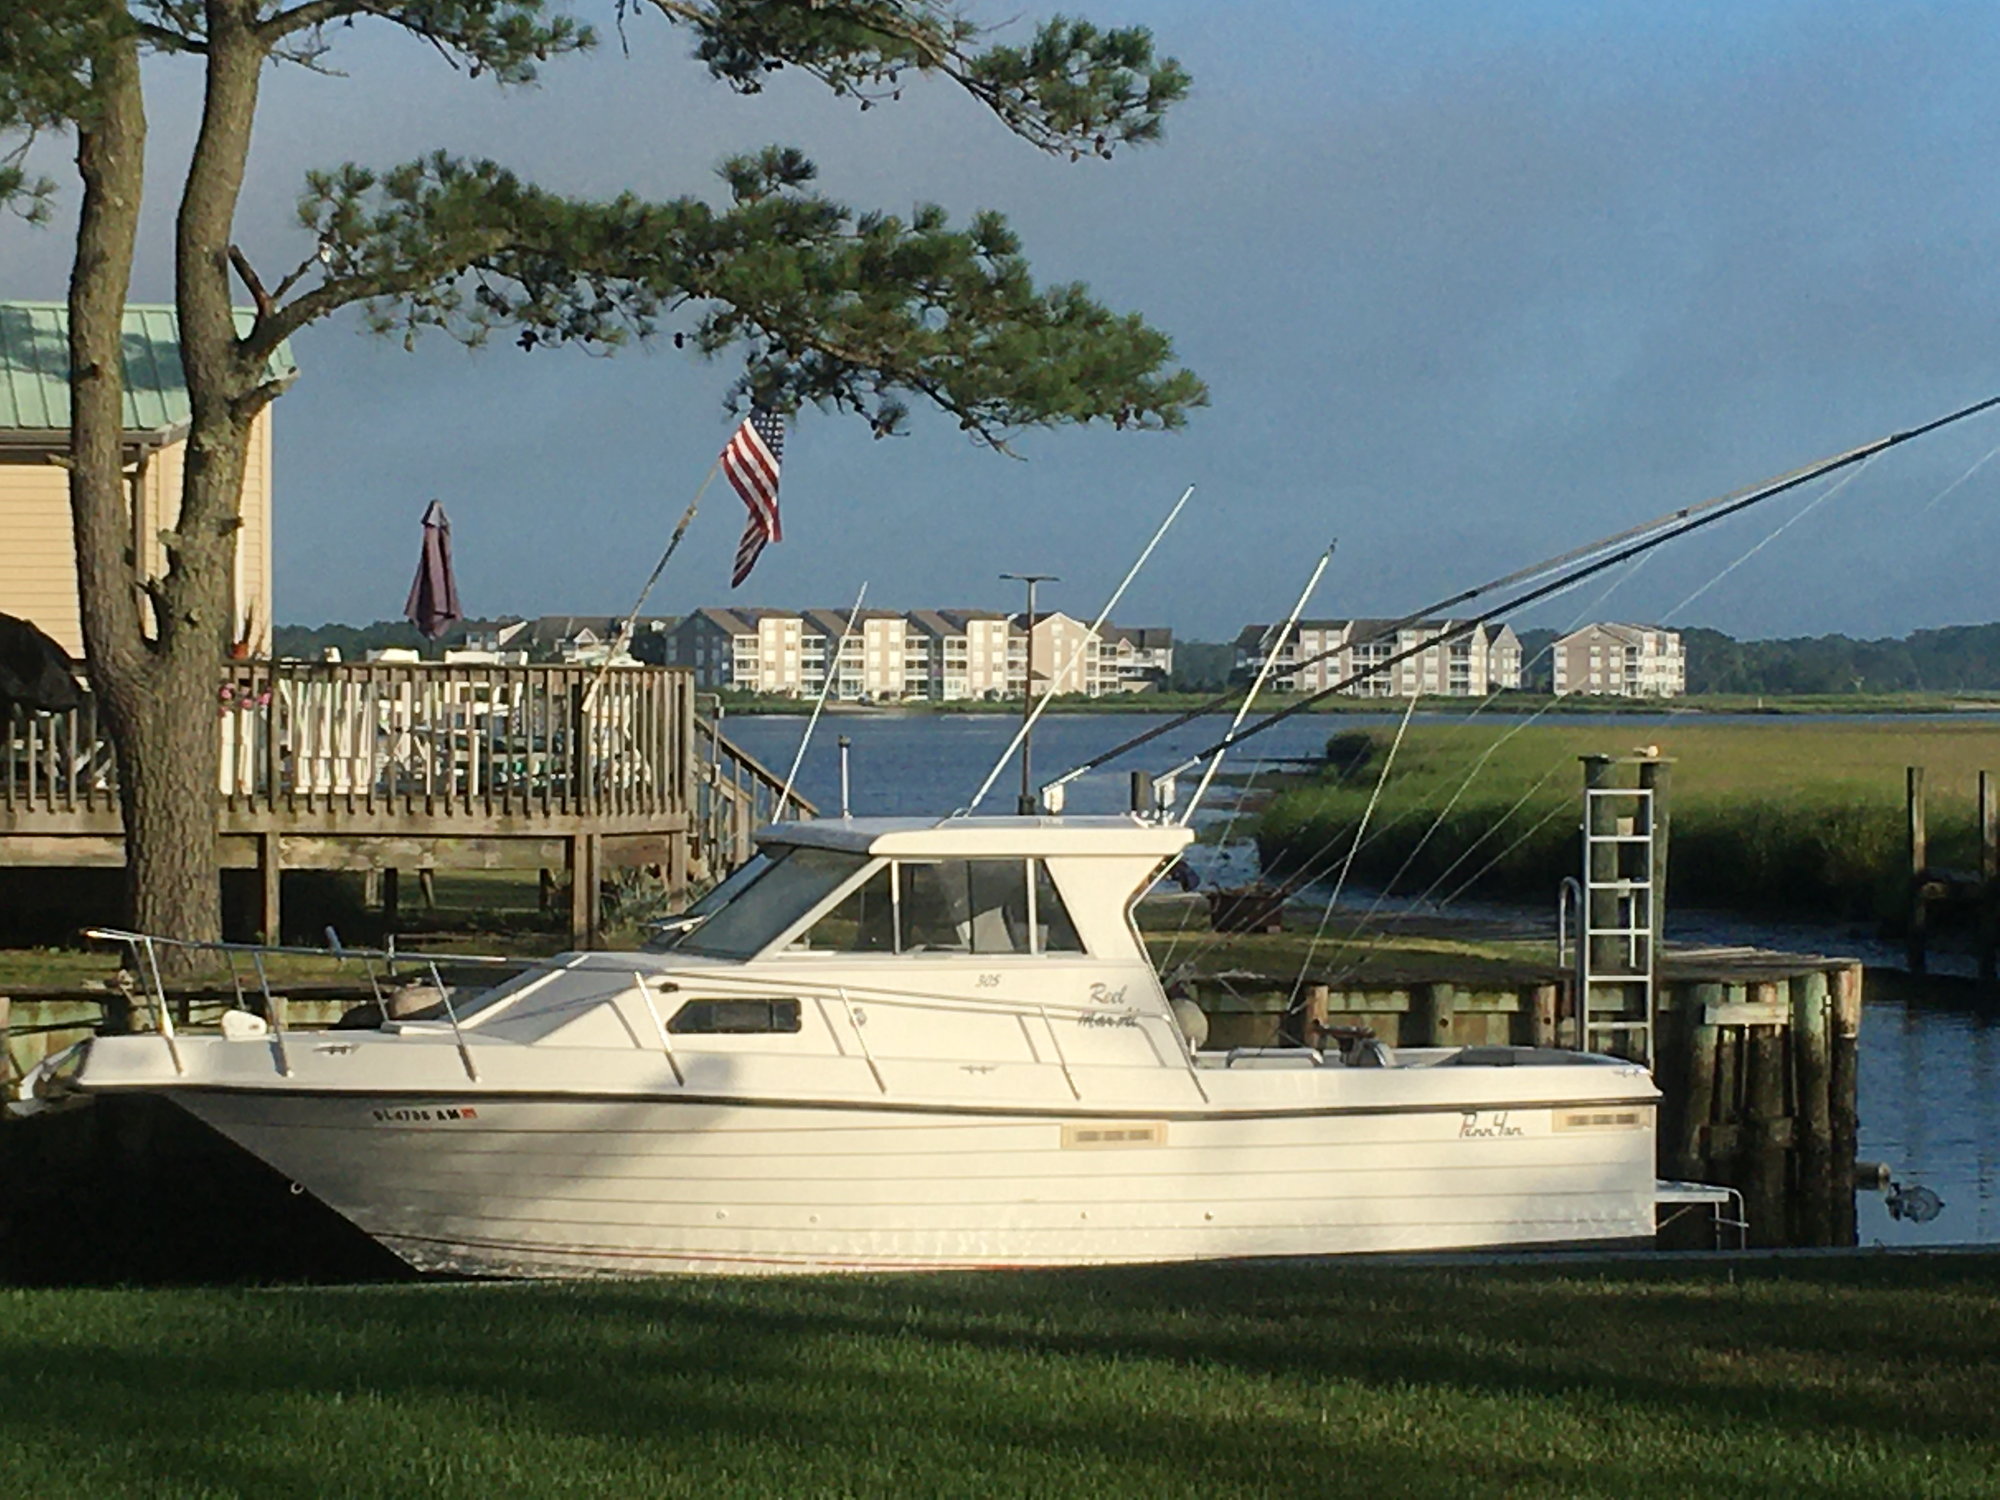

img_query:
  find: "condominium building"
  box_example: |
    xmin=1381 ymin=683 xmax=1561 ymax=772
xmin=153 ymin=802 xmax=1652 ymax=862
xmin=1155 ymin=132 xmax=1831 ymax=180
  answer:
xmin=668 ymin=607 xmax=1170 ymax=702
xmin=1013 ymin=611 xmax=1112 ymax=699
xmin=670 ymin=608 xmax=804 ymax=694
xmin=1552 ymin=623 xmax=1685 ymax=697
xmin=905 ymin=610 xmax=1013 ymax=701
xmin=1231 ymin=618 xmax=1522 ymax=698
xmin=1102 ymin=626 xmax=1175 ymax=691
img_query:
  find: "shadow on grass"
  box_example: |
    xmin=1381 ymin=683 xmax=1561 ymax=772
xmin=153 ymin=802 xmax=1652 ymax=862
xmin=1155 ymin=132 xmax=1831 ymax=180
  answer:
xmin=1 ymin=1259 xmax=1996 ymax=1497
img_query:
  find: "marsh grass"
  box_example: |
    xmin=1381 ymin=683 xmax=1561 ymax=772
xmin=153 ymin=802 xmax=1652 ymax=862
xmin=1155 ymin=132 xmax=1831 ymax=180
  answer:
xmin=1 ymin=1258 xmax=1996 ymax=1497
xmin=1256 ymin=721 xmax=2000 ymax=921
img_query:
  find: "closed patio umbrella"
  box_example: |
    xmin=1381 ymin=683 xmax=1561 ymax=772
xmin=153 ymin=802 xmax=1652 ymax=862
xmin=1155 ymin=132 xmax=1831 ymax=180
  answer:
xmin=0 ymin=611 xmax=82 ymax=716
xmin=403 ymin=499 xmax=462 ymax=641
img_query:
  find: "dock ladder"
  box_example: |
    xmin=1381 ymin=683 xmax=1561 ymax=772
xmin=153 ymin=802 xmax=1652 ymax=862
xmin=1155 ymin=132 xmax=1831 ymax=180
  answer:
xmin=1573 ymin=754 xmax=1670 ymax=1067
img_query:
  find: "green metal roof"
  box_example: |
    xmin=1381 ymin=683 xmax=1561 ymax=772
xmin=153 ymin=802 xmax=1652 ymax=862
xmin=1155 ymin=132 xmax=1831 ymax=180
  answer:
xmin=0 ymin=301 xmax=298 ymax=434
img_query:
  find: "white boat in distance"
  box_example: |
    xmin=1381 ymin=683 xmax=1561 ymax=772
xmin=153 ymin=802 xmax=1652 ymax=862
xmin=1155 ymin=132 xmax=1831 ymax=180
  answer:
xmin=68 ymin=815 xmax=1663 ymax=1276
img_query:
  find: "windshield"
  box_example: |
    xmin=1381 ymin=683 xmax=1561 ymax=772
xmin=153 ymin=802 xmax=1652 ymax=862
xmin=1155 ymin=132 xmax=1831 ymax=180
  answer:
xmin=671 ymin=847 xmax=870 ymax=958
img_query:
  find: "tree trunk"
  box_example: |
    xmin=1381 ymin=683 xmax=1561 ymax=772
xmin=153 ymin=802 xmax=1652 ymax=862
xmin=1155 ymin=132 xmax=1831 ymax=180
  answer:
xmin=66 ymin=7 xmax=269 ymax=955
xmin=67 ymin=23 xmax=203 ymax=944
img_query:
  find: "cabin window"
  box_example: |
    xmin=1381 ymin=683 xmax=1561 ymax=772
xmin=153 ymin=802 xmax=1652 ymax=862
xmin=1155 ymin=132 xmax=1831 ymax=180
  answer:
xmin=798 ymin=864 xmax=895 ymax=952
xmin=667 ymin=997 xmax=802 ymax=1034
xmin=896 ymin=859 xmax=1082 ymax=956
xmin=896 ymin=860 xmax=977 ymax=953
xmin=673 ymin=847 xmax=870 ymax=958
xmin=1034 ymin=862 xmax=1085 ymax=953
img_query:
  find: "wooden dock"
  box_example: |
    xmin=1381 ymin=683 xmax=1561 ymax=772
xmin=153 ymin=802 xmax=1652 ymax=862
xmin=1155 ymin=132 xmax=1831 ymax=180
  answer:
xmin=1 ymin=660 xmax=801 ymax=946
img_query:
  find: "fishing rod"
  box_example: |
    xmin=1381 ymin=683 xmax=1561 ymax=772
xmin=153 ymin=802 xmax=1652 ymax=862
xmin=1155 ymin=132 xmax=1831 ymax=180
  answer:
xmin=1175 ymin=540 xmax=1334 ymax=825
xmin=957 ymin=484 xmax=1194 ymax=818
xmin=1046 ymin=390 xmax=2000 ymax=804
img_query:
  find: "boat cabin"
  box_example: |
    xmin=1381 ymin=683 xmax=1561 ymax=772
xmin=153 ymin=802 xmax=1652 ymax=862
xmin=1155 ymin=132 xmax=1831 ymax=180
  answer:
xmin=654 ymin=816 xmax=1189 ymax=969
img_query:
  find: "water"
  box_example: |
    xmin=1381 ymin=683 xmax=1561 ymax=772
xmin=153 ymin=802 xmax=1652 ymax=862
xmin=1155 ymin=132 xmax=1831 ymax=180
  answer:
xmin=724 ymin=708 xmax=2000 ymax=1246
xmin=1856 ymin=990 xmax=2000 ymax=1247
xmin=721 ymin=708 xmax=1343 ymax=820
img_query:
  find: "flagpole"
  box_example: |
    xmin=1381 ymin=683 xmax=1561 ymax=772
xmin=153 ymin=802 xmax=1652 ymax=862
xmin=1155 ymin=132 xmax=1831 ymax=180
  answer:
xmin=581 ymin=458 xmax=722 ymax=715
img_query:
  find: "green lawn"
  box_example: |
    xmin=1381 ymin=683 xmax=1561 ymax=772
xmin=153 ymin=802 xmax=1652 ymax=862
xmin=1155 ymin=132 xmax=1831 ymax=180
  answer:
xmin=1 ymin=1258 xmax=1994 ymax=1497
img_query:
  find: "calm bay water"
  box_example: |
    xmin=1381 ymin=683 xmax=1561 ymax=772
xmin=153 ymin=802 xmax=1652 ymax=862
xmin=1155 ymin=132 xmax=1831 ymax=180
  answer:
xmin=725 ymin=709 xmax=2000 ymax=1247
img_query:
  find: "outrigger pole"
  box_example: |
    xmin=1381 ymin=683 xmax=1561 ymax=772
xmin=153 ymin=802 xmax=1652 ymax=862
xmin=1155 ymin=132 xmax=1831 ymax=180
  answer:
xmin=1047 ymin=390 xmax=2000 ymax=802
xmin=777 ymin=582 xmax=869 ymax=819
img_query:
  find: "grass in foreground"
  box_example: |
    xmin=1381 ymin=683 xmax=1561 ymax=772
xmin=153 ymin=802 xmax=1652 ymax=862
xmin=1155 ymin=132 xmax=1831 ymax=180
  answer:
xmin=1 ymin=1258 xmax=1995 ymax=1498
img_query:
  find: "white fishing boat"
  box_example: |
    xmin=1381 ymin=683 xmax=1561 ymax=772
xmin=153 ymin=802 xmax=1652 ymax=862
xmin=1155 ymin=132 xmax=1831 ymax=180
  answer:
xmin=58 ymin=812 xmax=1667 ymax=1276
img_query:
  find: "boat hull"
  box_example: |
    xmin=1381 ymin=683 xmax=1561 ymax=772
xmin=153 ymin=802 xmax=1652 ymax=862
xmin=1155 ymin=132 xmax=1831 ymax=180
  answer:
xmin=174 ymin=1089 xmax=1659 ymax=1276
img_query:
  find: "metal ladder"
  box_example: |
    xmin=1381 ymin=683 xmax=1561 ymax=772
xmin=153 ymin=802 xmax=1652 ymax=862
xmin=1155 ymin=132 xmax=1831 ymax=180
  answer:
xmin=1578 ymin=778 xmax=1658 ymax=1066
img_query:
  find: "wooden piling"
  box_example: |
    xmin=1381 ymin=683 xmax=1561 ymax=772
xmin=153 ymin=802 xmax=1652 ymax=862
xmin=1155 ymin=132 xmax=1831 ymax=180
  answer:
xmin=1981 ymin=771 xmax=1998 ymax=987
xmin=1278 ymin=983 xmax=1330 ymax=1048
xmin=1415 ymin=982 xmax=1457 ymax=1047
xmin=1303 ymin=984 xmax=1329 ymax=1044
xmin=1791 ymin=971 xmax=1834 ymax=1245
xmin=0 ymin=994 xmax=11 ymax=1086
xmin=1639 ymin=757 xmax=1672 ymax=957
xmin=1529 ymin=984 xmax=1558 ymax=1049
xmin=1742 ymin=982 xmax=1789 ymax=1246
xmin=1673 ymin=982 xmax=1723 ymax=1180
xmin=1828 ymin=962 xmax=1863 ymax=1246
xmin=1907 ymin=765 xmax=1928 ymax=974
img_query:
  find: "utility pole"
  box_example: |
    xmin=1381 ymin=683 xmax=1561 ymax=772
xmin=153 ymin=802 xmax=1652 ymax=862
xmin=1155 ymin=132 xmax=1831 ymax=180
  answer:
xmin=1000 ymin=572 xmax=1059 ymax=815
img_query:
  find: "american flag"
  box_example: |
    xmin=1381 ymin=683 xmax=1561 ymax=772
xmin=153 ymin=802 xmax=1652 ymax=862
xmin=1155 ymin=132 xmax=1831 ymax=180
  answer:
xmin=722 ymin=409 xmax=785 ymax=587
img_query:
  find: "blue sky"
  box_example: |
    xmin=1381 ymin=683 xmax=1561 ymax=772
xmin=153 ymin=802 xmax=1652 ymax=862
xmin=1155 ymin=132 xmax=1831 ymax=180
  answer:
xmin=11 ymin=1 xmax=2000 ymax=642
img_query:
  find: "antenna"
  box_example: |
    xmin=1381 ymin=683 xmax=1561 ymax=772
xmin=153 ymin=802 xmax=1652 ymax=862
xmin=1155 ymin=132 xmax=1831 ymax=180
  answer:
xmin=959 ymin=485 xmax=1194 ymax=818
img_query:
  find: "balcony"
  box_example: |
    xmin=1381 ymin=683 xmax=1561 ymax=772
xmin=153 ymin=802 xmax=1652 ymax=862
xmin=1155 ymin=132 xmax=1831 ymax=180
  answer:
xmin=2 ymin=660 xmax=802 ymax=943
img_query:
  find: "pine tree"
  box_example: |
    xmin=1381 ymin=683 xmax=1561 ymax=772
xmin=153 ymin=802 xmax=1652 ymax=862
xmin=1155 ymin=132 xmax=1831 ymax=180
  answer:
xmin=0 ymin=2 xmax=1204 ymax=953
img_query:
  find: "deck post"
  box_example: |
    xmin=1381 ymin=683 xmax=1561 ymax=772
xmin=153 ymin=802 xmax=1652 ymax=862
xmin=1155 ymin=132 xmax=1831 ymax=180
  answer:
xmin=569 ymin=832 xmax=602 ymax=949
xmin=255 ymin=832 xmax=281 ymax=946
xmin=1907 ymin=765 xmax=1928 ymax=974
xmin=382 ymin=868 xmax=400 ymax=930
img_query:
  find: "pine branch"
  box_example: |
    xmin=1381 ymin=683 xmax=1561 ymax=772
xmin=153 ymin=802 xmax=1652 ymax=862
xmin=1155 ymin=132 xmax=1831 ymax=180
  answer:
xmin=636 ymin=1 xmax=1188 ymax=156
xmin=252 ymin=148 xmax=1204 ymax=445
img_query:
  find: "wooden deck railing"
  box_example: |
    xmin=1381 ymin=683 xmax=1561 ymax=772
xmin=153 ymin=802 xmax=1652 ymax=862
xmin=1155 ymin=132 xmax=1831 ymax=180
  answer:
xmin=3 ymin=663 xmax=808 ymax=853
xmin=692 ymin=713 xmax=808 ymax=873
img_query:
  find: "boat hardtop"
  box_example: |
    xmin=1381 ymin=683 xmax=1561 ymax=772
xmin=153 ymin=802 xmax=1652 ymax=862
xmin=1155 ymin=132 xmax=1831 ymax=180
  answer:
xmin=756 ymin=813 xmax=1193 ymax=858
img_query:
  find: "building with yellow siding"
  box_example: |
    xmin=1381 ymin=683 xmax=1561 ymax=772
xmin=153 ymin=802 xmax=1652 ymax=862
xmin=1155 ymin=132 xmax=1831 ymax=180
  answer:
xmin=0 ymin=302 xmax=293 ymax=662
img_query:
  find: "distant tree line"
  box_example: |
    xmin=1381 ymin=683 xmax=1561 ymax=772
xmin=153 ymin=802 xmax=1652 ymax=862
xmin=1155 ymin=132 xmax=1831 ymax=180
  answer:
xmin=1677 ymin=624 xmax=2000 ymax=695
xmin=273 ymin=620 xmax=435 ymax=660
